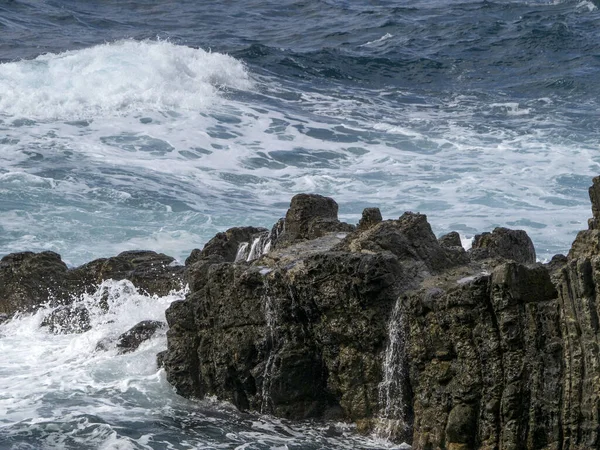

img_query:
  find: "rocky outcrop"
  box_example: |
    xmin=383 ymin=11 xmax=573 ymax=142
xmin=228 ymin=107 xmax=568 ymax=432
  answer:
xmin=0 ymin=251 xmax=70 ymax=316
xmin=403 ymin=262 xmax=561 ymax=449
xmin=0 ymin=250 xmax=184 ymax=317
xmin=160 ymin=181 xmax=600 ymax=449
xmin=7 ymin=179 xmax=600 ymax=449
xmin=469 ymin=227 xmax=536 ymax=264
xmin=273 ymin=193 xmax=354 ymax=249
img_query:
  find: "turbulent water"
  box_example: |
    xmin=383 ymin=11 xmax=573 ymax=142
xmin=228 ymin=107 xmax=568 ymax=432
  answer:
xmin=1 ymin=0 xmax=600 ymax=448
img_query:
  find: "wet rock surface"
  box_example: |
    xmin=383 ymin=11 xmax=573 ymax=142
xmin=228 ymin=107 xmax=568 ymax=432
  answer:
xmin=469 ymin=226 xmax=536 ymax=264
xmin=116 ymin=320 xmax=166 ymax=354
xmin=0 ymin=250 xmax=184 ymax=317
xmin=160 ymin=185 xmax=600 ymax=448
xmin=0 ymin=251 xmax=70 ymax=315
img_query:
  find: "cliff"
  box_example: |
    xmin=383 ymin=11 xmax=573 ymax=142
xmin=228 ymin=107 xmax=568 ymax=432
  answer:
xmin=160 ymin=178 xmax=600 ymax=449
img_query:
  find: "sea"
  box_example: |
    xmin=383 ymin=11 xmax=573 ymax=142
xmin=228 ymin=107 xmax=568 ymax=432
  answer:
xmin=0 ymin=0 xmax=599 ymax=448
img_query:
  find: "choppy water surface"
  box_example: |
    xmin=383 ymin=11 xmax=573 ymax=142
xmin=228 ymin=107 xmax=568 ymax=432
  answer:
xmin=1 ymin=0 xmax=600 ymax=447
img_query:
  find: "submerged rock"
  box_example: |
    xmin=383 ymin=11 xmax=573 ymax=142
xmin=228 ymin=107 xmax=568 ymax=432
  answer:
xmin=95 ymin=320 xmax=167 ymax=353
xmin=116 ymin=320 xmax=166 ymax=354
xmin=41 ymin=304 xmax=91 ymax=334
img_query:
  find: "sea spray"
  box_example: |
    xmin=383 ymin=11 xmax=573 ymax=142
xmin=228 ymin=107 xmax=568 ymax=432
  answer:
xmin=376 ymin=297 xmax=411 ymax=442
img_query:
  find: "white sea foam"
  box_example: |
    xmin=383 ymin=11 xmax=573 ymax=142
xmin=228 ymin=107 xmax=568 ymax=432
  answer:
xmin=576 ymin=0 xmax=597 ymax=11
xmin=0 ymin=39 xmax=253 ymax=120
xmin=0 ymin=41 xmax=596 ymax=267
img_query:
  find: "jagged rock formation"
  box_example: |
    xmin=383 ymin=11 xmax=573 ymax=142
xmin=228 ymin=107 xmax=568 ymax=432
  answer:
xmin=6 ymin=178 xmax=600 ymax=449
xmin=0 ymin=250 xmax=184 ymax=317
xmin=161 ymin=179 xmax=600 ymax=449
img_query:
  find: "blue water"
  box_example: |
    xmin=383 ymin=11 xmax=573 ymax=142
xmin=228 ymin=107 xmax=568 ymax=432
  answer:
xmin=1 ymin=0 xmax=599 ymax=448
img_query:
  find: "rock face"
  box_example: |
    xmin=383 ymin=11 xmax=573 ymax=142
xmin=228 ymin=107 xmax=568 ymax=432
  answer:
xmin=0 ymin=250 xmax=184 ymax=317
xmin=161 ymin=183 xmax=600 ymax=449
xmin=0 ymin=251 xmax=70 ymax=315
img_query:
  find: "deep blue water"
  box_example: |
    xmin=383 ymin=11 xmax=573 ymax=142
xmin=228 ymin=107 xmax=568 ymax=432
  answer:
xmin=1 ymin=0 xmax=600 ymax=448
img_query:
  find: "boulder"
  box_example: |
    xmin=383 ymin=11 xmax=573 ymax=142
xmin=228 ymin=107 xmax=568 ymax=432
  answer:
xmin=438 ymin=231 xmax=462 ymax=249
xmin=115 ymin=320 xmax=167 ymax=353
xmin=0 ymin=251 xmax=69 ymax=316
xmin=72 ymin=250 xmax=184 ymax=296
xmin=274 ymin=193 xmax=354 ymax=248
xmin=469 ymin=226 xmax=536 ymax=264
xmin=357 ymin=207 xmax=383 ymax=231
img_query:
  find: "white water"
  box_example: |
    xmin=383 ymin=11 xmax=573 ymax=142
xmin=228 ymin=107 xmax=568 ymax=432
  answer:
xmin=0 ymin=39 xmax=597 ymax=266
xmin=376 ymin=299 xmax=409 ymax=442
xmin=0 ymin=280 xmax=187 ymax=449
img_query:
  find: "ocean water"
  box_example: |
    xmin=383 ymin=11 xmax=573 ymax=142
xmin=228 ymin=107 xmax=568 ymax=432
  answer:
xmin=1 ymin=0 xmax=599 ymax=448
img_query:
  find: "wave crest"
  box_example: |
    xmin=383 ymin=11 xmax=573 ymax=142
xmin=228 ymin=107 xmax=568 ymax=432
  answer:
xmin=0 ymin=39 xmax=253 ymax=120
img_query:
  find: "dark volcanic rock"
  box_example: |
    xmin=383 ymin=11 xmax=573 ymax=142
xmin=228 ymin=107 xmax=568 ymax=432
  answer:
xmin=162 ymin=183 xmax=600 ymax=448
xmin=469 ymin=226 xmax=536 ymax=264
xmin=72 ymin=250 xmax=184 ymax=296
xmin=0 ymin=251 xmax=69 ymax=316
xmin=587 ymin=175 xmax=600 ymax=230
xmin=403 ymin=262 xmax=560 ymax=449
xmin=0 ymin=250 xmax=185 ymax=318
xmin=162 ymin=204 xmax=474 ymax=438
xmin=338 ymin=212 xmax=469 ymax=274
xmin=438 ymin=231 xmax=462 ymax=249
xmin=116 ymin=320 xmax=166 ymax=354
xmin=358 ymin=207 xmax=383 ymax=231
xmin=274 ymin=193 xmax=354 ymax=248
xmin=41 ymin=304 xmax=91 ymax=334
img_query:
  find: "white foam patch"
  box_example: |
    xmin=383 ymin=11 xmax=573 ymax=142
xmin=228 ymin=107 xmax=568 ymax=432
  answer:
xmin=0 ymin=39 xmax=253 ymax=120
xmin=361 ymin=33 xmax=394 ymax=47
